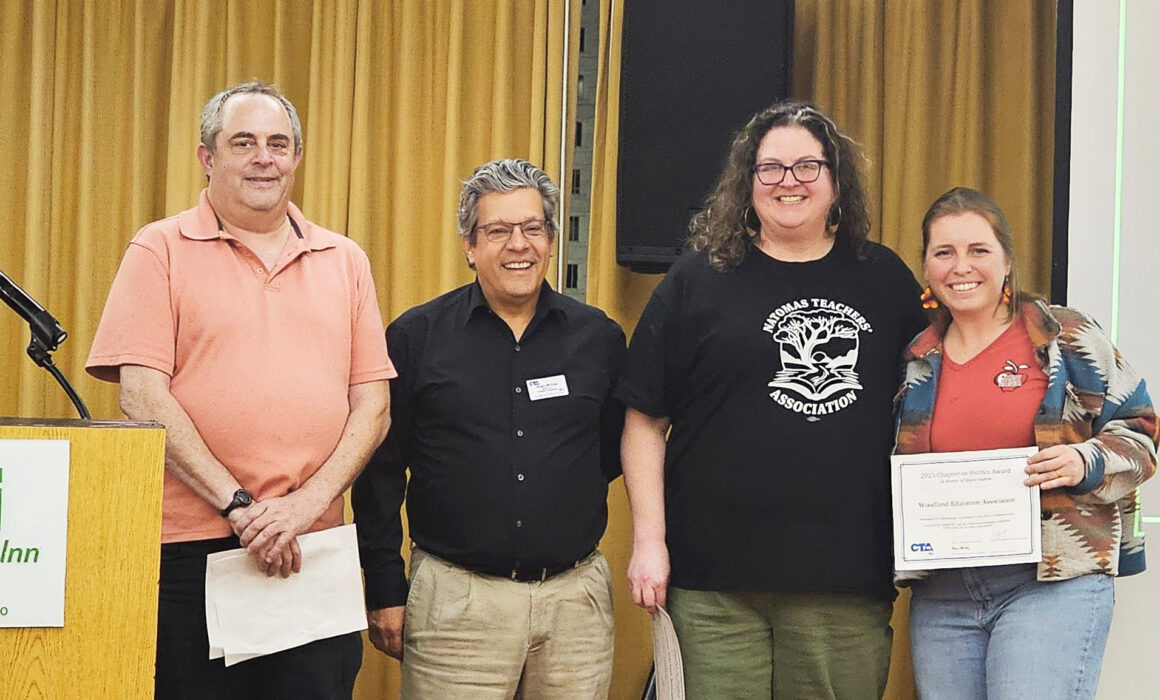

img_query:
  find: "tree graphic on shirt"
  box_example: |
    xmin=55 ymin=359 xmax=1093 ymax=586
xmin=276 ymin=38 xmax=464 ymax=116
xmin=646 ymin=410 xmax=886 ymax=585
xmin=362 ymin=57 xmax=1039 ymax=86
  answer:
xmin=769 ymin=309 xmax=863 ymax=401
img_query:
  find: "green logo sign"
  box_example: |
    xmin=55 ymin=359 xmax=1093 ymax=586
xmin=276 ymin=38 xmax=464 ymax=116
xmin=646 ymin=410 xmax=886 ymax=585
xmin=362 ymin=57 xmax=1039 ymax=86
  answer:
xmin=0 ymin=467 xmax=41 ymax=564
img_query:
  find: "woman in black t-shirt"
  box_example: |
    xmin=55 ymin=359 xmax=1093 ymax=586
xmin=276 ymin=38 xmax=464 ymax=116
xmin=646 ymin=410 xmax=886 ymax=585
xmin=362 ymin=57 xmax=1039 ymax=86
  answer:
xmin=616 ymin=101 xmax=925 ymax=699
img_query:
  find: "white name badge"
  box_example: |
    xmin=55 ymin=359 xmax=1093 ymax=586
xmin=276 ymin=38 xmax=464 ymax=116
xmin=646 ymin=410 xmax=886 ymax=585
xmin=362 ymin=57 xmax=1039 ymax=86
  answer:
xmin=526 ymin=374 xmax=569 ymax=401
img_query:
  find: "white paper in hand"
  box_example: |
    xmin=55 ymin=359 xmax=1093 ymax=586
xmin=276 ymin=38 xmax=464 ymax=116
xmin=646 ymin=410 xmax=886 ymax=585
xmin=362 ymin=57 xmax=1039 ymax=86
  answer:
xmin=204 ymin=523 xmax=367 ymax=666
xmin=650 ymin=606 xmax=686 ymax=700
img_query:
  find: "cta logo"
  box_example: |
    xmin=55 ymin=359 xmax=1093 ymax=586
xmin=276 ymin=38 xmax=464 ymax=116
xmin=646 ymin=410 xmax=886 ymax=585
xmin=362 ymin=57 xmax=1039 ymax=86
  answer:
xmin=910 ymin=542 xmax=934 ymax=553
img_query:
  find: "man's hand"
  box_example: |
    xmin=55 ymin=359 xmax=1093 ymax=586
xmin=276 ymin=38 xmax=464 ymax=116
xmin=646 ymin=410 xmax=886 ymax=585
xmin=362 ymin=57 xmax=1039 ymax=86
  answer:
xmin=231 ymin=489 xmax=329 ymax=577
xmin=367 ymin=606 xmax=406 ymax=659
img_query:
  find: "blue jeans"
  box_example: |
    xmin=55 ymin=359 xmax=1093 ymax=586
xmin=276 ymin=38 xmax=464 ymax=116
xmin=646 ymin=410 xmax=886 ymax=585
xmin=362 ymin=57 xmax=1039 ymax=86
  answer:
xmin=908 ymin=564 xmax=1113 ymax=700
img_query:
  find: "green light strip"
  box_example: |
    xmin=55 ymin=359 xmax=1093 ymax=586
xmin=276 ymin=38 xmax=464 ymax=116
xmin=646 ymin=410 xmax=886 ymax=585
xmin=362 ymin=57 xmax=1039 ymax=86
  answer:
xmin=1111 ymin=2 xmax=1145 ymax=538
xmin=1111 ymin=0 xmax=1126 ymax=344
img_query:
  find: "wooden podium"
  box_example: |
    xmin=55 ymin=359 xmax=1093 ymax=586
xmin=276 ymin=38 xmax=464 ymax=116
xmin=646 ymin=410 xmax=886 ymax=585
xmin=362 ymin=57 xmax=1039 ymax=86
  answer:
xmin=0 ymin=418 xmax=165 ymax=699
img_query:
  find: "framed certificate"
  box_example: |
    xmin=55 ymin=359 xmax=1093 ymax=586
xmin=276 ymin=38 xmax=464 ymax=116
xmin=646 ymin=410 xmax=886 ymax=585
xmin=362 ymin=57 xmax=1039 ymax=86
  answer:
xmin=891 ymin=447 xmax=1041 ymax=570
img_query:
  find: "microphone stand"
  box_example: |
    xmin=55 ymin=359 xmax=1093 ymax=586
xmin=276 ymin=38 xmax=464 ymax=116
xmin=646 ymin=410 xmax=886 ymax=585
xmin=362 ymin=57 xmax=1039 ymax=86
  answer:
xmin=1 ymin=268 xmax=91 ymax=419
xmin=23 ymin=330 xmax=92 ymax=420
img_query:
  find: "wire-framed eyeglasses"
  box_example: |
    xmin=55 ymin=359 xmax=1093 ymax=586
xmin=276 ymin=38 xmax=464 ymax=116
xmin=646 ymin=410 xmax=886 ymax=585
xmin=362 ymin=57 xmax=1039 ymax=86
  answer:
xmin=475 ymin=218 xmax=550 ymax=243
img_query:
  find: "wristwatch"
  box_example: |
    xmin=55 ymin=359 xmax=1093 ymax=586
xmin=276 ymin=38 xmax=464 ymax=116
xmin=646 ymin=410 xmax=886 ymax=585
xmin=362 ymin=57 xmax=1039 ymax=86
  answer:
xmin=220 ymin=488 xmax=253 ymax=518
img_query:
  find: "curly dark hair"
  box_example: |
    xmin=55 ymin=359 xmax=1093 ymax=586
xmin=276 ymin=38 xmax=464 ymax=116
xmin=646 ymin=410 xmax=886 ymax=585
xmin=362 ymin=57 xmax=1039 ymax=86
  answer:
xmin=688 ymin=101 xmax=871 ymax=270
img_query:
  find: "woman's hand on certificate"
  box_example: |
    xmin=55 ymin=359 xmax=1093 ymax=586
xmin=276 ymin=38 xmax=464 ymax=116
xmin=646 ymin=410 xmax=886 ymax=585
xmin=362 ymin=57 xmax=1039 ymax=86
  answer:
xmin=1024 ymin=445 xmax=1085 ymax=489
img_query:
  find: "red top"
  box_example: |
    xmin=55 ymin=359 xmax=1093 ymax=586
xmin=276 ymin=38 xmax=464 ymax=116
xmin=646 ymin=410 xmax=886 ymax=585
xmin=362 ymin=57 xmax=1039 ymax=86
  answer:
xmin=930 ymin=320 xmax=1048 ymax=453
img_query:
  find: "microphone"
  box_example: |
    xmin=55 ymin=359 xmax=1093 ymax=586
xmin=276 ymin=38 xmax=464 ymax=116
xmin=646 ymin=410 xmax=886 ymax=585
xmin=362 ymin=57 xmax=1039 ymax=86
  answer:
xmin=0 ymin=268 xmax=67 ymax=352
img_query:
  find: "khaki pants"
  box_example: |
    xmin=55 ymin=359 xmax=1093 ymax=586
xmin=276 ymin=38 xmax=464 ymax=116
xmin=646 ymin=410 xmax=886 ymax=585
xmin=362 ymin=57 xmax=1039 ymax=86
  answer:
xmin=668 ymin=587 xmax=893 ymax=700
xmin=401 ymin=548 xmax=614 ymax=700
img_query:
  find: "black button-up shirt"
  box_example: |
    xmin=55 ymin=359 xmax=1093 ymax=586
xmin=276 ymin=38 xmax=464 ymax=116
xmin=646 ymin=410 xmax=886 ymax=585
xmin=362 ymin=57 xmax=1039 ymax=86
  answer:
xmin=353 ymin=281 xmax=626 ymax=608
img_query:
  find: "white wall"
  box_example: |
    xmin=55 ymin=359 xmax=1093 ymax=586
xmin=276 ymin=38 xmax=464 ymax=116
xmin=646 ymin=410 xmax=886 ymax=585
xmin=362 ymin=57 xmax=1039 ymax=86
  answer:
xmin=1066 ymin=2 xmax=1160 ymax=696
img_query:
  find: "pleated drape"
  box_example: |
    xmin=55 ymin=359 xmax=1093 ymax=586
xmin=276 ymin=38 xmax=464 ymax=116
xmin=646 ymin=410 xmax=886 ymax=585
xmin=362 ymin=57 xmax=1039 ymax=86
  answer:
xmin=0 ymin=0 xmax=574 ymax=430
xmin=795 ymin=0 xmax=1056 ymax=279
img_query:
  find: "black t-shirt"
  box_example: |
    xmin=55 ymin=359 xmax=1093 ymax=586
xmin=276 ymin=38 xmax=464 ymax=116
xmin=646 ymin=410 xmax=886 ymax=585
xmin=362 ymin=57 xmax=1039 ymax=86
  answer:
xmin=616 ymin=240 xmax=926 ymax=600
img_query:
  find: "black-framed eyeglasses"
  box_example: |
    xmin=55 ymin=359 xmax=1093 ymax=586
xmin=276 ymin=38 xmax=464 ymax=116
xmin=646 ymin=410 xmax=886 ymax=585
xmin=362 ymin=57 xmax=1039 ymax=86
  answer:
xmin=476 ymin=218 xmax=550 ymax=243
xmin=753 ymin=159 xmax=829 ymax=186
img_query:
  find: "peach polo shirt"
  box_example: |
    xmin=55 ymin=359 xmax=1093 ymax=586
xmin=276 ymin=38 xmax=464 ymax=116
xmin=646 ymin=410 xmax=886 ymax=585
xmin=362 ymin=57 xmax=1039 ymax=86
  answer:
xmin=87 ymin=190 xmax=395 ymax=543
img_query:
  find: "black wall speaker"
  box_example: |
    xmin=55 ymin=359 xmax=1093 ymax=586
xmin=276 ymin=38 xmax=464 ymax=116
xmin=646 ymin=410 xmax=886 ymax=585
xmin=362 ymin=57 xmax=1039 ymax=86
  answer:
xmin=616 ymin=0 xmax=795 ymax=273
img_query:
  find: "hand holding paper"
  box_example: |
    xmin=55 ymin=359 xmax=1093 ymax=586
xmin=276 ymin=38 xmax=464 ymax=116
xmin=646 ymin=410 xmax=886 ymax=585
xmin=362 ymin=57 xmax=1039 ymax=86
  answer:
xmin=204 ymin=523 xmax=367 ymax=666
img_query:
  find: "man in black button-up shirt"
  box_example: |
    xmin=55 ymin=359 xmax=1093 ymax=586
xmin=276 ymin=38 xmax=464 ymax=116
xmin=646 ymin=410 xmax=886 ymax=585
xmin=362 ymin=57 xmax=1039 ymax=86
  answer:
xmin=353 ymin=159 xmax=625 ymax=698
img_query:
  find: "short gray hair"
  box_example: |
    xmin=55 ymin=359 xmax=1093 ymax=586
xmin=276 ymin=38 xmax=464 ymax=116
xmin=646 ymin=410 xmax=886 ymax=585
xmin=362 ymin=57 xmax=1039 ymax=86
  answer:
xmin=200 ymin=80 xmax=303 ymax=154
xmin=457 ymin=159 xmax=559 ymax=244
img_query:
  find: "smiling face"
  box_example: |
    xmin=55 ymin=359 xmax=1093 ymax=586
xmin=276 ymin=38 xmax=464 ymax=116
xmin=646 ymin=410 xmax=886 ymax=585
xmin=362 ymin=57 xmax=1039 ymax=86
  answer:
xmin=197 ymin=93 xmax=302 ymax=224
xmin=923 ymin=212 xmax=1012 ymax=322
xmin=463 ymin=188 xmax=552 ymax=317
xmin=751 ymin=125 xmax=836 ymax=245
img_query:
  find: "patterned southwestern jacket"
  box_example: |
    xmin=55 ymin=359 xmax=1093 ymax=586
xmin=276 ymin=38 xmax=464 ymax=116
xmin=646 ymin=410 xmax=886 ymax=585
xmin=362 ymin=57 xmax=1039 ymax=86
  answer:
xmin=894 ymin=300 xmax=1159 ymax=583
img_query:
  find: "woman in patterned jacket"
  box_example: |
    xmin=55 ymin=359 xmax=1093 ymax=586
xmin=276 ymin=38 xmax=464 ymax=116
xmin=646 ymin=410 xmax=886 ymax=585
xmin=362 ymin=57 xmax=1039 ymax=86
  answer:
xmin=894 ymin=186 xmax=1158 ymax=699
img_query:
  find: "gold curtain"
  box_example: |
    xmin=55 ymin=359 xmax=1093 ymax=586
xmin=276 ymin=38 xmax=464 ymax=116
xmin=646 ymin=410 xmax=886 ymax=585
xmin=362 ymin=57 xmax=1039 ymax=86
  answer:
xmin=1 ymin=1 xmax=575 ymax=696
xmin=588 ymin=1 xmax=1056 ymax=699
xmin=794 ymin=0 xmax=1057 ymax=285
xmin=0 ymin=0 xmax=574 ymax=418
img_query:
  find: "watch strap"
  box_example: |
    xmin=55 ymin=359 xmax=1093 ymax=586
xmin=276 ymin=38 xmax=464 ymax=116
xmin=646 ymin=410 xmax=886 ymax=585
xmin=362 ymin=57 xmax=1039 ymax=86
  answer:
xmin=220 ymin=488 xmax=253 ymax=518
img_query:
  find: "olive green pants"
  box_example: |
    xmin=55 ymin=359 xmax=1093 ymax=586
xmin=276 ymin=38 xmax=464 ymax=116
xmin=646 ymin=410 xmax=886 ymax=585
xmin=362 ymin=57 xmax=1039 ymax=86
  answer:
xmin=668 ymin=587 xmax=892 ymax=700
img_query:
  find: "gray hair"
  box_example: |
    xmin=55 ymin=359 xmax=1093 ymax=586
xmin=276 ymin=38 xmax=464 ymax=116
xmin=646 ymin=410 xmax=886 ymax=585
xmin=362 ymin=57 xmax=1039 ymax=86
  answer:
xmin=457 ymin=159 xmax=559 ymax=244
xmin=200 ymin=80 xmax=303 ymax=155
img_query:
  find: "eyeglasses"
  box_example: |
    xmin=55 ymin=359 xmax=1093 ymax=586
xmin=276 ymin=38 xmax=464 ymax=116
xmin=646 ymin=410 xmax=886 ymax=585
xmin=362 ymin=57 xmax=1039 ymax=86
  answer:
xmin=476 ymin=218 xmax=550 ymax=243
xmin=753 ymin=159 xmax=829 ymax=186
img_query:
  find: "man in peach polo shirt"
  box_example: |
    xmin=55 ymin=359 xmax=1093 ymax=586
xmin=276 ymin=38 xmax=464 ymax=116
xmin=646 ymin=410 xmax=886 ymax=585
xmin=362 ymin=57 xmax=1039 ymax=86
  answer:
xmin=86 ymin=81 xmax=393 ymax=699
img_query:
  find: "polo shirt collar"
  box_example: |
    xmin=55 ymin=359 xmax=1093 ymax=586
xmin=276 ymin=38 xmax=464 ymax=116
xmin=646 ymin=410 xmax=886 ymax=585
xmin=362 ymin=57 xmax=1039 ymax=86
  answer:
xmin=461 ymin=280 xmax=567 ymax=328
xmin=177 ymin=189 xmax=336 ymax=253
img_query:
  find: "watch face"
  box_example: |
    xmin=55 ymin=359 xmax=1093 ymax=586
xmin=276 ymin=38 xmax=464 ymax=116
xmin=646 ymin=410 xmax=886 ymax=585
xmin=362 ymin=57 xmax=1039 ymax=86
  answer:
xmin=222 ymin=489 xmax=254 ymax=517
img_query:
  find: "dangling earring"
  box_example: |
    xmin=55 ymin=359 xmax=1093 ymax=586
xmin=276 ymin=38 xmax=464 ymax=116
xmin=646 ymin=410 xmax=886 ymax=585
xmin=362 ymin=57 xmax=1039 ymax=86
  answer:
xmin=920 ymin=286 xmax=939 ymax=309
xmin=1001 ymin=278 xmax=1012 ymax=305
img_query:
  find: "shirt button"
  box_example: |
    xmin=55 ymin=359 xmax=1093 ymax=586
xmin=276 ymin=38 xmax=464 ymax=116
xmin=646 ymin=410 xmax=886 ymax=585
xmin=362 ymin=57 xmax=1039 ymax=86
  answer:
xmin=256 ymin=267 xmax=264 ymax=273
xmin=516 ymin=429 xmax=524 ymax=437
xmin=514 ymin=344 xmax=521 ymax=352
xmin=515 ymin=520 xmax=523 ymax=528
xmin=517 ymin=473 xmax=525 ymax=481
xmin=515 ymin=387 xmax=522 ymax=394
